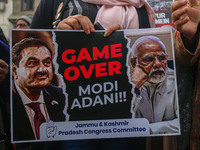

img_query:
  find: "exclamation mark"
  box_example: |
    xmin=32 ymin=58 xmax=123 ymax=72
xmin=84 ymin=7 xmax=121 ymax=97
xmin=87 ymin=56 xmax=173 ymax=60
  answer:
xmin=119 ymin=92 xmax=122 ymax=102
xmin=123 ymin=91 xmax=126 ymax=102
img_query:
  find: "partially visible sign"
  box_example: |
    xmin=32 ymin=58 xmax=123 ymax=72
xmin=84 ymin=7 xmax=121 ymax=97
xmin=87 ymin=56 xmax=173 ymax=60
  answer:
xmin=147 ymin=0 xmax=173 ymax=27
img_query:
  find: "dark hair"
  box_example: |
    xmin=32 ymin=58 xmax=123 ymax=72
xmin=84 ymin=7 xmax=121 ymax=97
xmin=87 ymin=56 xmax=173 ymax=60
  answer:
xmin=12 ymin=37 xmax=52 ymax=67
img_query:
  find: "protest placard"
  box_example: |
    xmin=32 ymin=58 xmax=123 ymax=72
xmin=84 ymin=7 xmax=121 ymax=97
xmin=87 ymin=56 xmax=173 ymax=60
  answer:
xmin=11 ymin=27 xmax=180 ymax=143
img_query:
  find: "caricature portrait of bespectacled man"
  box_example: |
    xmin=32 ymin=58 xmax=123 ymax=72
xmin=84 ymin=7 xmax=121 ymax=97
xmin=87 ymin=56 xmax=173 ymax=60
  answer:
xmin=12 ymin=37 xmax=66 ymax=141
xmin=130 ymin=35 xmax=179 ymax=134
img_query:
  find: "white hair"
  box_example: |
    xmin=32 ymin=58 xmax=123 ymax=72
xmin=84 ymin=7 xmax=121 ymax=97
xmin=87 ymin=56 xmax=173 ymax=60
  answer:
xmin=131 ymin=35 xmax=166 ymax=58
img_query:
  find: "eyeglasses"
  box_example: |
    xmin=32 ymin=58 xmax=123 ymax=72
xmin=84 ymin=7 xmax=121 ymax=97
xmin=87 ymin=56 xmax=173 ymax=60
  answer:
xmin=16 ymin=23 xmax=29 ymax=28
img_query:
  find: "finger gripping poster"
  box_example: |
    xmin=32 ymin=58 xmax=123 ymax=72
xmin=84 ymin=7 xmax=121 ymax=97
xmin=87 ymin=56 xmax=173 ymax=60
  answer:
xmin=11 ymin=27 xmax=180 ymax=143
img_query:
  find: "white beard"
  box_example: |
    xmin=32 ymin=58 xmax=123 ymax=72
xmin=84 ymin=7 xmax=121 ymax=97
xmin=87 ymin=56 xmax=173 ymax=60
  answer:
xmin=148 ymin=67 xmax=166 ymax=84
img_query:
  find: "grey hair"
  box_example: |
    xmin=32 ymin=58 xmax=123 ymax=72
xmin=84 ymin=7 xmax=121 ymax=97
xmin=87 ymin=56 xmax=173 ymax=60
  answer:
xmin=131 ymin=35 xmax=166 ymax=58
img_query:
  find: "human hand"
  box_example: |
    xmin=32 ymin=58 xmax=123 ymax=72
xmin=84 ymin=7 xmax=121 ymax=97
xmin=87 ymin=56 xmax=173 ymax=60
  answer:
xmin=56 ymin=15 xmax=95 ymax=35
xmin=171 ymin=0 xmax=200 ymax=39
xmin=0 ymin=59 xmax=9 ymax=84
xmin=131 ymin=65 xmax=148 ymax=89
xmin=104 ymin=24 xmax=122 ymax=37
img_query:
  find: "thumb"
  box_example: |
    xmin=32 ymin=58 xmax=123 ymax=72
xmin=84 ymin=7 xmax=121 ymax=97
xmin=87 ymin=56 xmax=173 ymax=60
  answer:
xmin=189 ymin=0 xmax=199 ymax=7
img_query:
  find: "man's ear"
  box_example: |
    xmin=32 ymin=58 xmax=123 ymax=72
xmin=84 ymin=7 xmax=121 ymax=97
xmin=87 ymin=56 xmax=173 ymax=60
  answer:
xmin=131 ymin=58 xmax=137 ymax=68
xmin=12 ymin=63 xmax=18 ymax=80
